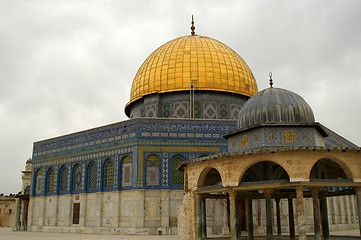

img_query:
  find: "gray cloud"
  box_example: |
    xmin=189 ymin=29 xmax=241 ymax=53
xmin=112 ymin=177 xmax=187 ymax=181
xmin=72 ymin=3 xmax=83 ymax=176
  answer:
xmin=0 ymin=0 xmax=360 ymax=194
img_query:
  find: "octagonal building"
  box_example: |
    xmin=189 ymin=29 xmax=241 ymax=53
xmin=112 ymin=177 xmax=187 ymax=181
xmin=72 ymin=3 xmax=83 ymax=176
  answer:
xmin=26 ymin=22 xmax=259 ymax=235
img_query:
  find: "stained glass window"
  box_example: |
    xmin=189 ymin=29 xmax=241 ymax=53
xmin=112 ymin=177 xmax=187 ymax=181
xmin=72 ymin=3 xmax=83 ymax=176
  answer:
xmin=46 ymin=168 xmax=55 ymax=193
xmin=35 ymin=169 xmax=43 ymax=194
xmin=72 ymin=164 xmax=82 ymax=192
xmin=146 ymin=154 xmax=160 ymax=186
xmin=88 ymin=162 xmax=97 ymax=190
xmin=171 ymin=156 xmax=184 ymax=188
xmin=104 ymin=160 xmax=113 ymax=188
xmin=121 ymin=156 xmax=132 ymax=187
xmin=59 ymin=166 xmax=68 ymax=192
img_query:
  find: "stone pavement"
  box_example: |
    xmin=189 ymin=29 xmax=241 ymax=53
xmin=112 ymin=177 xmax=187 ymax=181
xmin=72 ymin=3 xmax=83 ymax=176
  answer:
xmin=0 ymin=228 xmax=178 ymax=240
xmin=0 ymin=228 xmax=359 ymax=240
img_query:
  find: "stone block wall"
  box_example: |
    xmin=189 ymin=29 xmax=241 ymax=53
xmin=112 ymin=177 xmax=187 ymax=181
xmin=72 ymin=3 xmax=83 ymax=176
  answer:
xmin=28 ymin=190 xmax=183 ymax=235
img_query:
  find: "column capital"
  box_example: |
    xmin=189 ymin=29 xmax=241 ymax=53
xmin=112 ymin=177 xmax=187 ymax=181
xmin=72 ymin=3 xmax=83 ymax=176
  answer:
xmin=228 ymin=189 xmax=236 ymax=198
xmin=196 ymin=192 xmax=206 ymax=200
xmin=263 ymin=188 xmax=273 ymax=196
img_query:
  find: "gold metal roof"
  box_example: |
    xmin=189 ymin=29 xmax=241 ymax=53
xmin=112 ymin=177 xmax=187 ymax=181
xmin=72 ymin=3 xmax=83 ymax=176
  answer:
xmin=126 ymin=35 xmax=258 ymax=107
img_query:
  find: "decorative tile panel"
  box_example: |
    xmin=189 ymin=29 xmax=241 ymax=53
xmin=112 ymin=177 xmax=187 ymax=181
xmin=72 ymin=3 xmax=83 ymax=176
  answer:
xmin=204 ymin=102 xmax=217 ymax=119
xmin=173 ymin=102 xmax=189 ymax=118
xmin=145 ymin=104 xmax=156 ymax=117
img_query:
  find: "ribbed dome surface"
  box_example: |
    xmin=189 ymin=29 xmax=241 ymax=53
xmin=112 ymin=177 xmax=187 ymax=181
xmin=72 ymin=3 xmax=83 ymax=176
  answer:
xmin=126 ymin=35 xmax=258 ymax=109
xmin=238 ymin=87 xmax=315 ymax=129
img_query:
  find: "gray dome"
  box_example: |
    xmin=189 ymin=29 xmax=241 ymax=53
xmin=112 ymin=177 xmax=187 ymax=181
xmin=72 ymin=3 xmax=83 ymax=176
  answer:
xmin=238 ymin=87 xmax=315 ymax=129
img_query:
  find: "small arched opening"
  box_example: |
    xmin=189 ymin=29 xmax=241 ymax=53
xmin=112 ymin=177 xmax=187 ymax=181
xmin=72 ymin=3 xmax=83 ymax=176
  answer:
xmin=197 ymin=167 xmax=223 ymax=188
xmin=310 ymin=158 xmax=349 ymax=180
xmin=240 ymin=161 xmax=290 ymax=183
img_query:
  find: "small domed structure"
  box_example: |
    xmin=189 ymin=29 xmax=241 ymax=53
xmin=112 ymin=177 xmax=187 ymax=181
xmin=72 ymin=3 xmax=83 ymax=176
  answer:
xmin=238 ymin=87 xmax=315 ymax=130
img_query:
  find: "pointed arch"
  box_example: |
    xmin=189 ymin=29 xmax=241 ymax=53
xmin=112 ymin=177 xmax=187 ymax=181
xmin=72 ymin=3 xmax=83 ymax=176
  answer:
xmin=121 ymin=155 xmax=132 ymax=188
xmin=46 ymin=168 xmax=55 ymax=194
xmin=86 ymin=161 xmax=97 ymax=192
xmin=146 ymin=154 xmax=160 ymax=187
xmin=103 ymin=159 xmax=114 ymax=188
xmin=72 ymin=164 xmax=82 ymax=193
xmin=35 ymin=169 xmax=44 ymax=195
xmin=170 ymin=155 xmax=185 ymax=188
xmin=58 ymin=165 xmax=68 ymax=193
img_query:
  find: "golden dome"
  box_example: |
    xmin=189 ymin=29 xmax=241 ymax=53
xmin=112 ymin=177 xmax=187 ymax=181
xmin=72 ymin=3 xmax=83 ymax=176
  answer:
xmin=126 ymin=35 xmax=258 ymax=109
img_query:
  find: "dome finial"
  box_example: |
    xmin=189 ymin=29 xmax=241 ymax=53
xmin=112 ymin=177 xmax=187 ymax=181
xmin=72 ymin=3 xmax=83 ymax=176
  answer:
xmin=191 ymin=15 xmax=196 ymax=36
xmin=269 ymin=71 xmax=273 ymax=88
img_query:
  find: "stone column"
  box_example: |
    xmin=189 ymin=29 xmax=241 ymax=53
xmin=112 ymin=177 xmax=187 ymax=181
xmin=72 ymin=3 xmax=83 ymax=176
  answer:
xmin=275 ymin=198 xmax=282 ymax=236
xmin=332 ymin=196 xmax=339 ymax=224
xmin=351 ymin=195 xmax=357 ymax=223
xmin=191 ymin=191 xmax=198 ymax=240
xmin=311 ymin=189 xmax=322 ymax=240
xmin=21 ymin=200 xmax=26 ymax=230
xmin=355 ymin=187 xmax=361 ymax=237
xmin=196 ymin=193 xmax=203 ymax=239
xmin=236 ymin=199 xmax=242 ymax=237
xmin=264 ymin=189 xmax=273 ymax=240
xmin=15 ymin=199 xmax=21 ymax=230
xmin=339 ymin=196 xmax=346 ymax=224
xmin=246 ymin=197 xmax=254 ymax=240
xmin=201 ymin=197 xmax=207 ymax=238
xmin=288 ymin=197 xmax=295 ymax=239
xmin=319 ymin=194 xmax=329 ymax=239
xmin=296 ymin=186 xmax=306 ymax=240
xmin=23 ymin=199 xmax=29 ymax=230
xmin=27 ymin=198 xmax=34 ymax=227
xmin=222 ymin=199 xmax=230 ymax=234
xmin=345 ymin=195 xmax=352 ymax=224
xmin=229 ymin=190 xmax=239 ymax=240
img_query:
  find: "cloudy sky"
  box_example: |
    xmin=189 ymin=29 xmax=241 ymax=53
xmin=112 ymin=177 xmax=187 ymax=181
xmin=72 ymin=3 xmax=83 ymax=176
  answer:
xmin=0 ymin=0 xmax=360 ymax=194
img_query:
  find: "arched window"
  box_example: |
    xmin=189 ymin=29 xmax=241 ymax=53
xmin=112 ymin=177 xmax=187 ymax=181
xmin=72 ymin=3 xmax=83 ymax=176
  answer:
xmin=104 ymin=159 xmax=114 ymax=188
xmin=146 ymin=154 xmax=160 ymax=187
xmin=35 ymin=169 xmax=44 ymax=194
xmin=121 ymin=156 xmax=132 ymax=187
xmin=171 ymin=156 xmax=184 ymax=188
xmin=46 ymin=168 xmax=55 ymax=193
xmin=72 ymin=164 xmax=82 ymax=192
xmin=59 ymin=166 xmax=68 ymax=193
xmin=87 ymin=162 xmax=97 ymax=191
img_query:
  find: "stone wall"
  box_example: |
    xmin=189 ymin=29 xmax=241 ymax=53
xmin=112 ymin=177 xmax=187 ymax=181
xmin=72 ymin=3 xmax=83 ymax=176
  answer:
xmin=0 ymin=197 xmax=16 ymax=227
xmin=28 ymin=190 xmax=183 ymax=235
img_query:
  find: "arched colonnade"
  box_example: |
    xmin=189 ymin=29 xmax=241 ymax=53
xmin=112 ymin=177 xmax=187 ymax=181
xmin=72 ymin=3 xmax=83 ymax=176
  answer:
xmin=182 ymin=148 xmax=361 ymax=240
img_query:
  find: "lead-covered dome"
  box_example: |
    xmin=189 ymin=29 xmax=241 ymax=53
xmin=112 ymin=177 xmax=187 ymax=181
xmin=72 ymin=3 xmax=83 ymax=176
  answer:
xmin=125 ymin=35 xmax=258 ymax=114
xmin=238 ymin=87 xmax=315 ymax=129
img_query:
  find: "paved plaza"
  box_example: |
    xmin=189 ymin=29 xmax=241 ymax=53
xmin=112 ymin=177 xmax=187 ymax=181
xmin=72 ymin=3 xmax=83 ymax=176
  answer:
xmin=0 ymin=228 xmax=359 ymax=240
xmin=0 ymin=228 xmax=178 ymax=240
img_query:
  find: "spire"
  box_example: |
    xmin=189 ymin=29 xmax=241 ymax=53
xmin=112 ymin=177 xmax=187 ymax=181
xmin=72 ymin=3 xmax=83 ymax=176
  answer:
xmin=191 ymin=15 xmax=196 ymax=36
xmin=269 ymin=71 xmax=273 ymax=88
